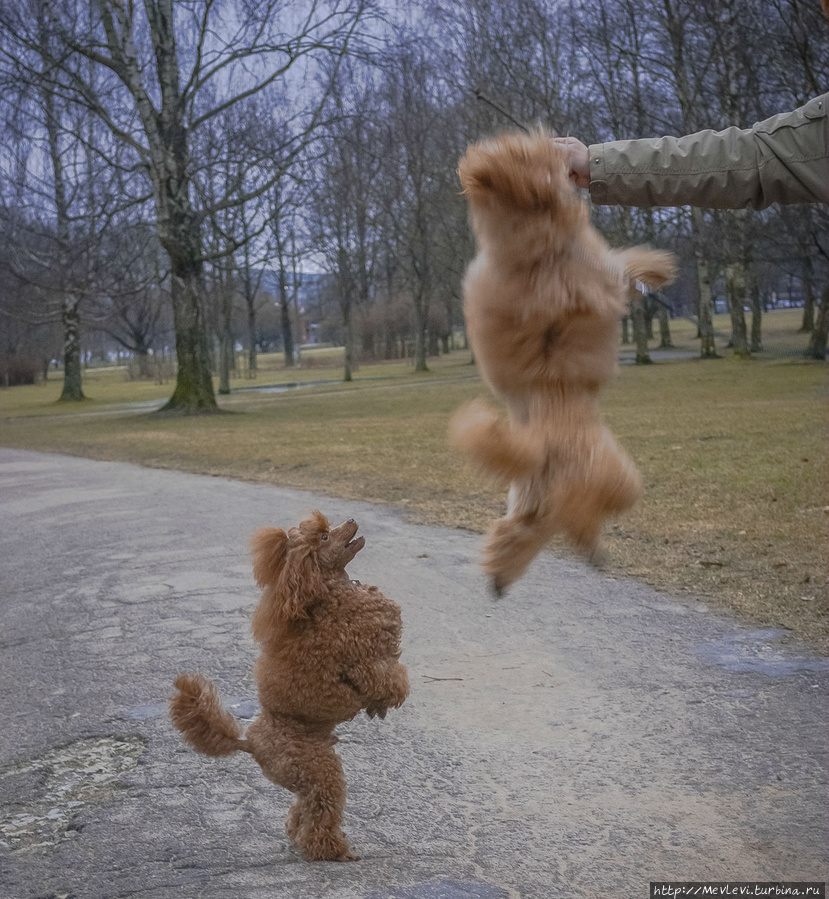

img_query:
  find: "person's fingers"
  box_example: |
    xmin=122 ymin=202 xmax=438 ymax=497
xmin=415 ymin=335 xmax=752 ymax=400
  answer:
xmin=552 ymin=136 xmax=590 ymax=189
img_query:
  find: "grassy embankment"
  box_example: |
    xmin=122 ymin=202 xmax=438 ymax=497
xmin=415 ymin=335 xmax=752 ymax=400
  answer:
xmin=1 ymin=309 xmax=826 ymax=649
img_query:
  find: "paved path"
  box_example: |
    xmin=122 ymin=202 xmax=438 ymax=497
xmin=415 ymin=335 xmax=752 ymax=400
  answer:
xmin=0 ymin=448 xmax=826 ymax=898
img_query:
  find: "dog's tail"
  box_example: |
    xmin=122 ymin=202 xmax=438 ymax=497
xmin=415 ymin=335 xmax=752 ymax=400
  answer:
xmin=449 ymin=399 xmax=542 ymax=480
xmin=614 ymin=246 xmax=677 ymax=291
xmin=170 ymin=673 xmax=253 ymax=757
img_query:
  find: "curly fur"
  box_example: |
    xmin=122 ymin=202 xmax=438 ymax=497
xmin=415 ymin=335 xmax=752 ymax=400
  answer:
xmin=170 ymin=511 xmax=409 ymax=862
xmin=452 ymin=130 xmax=676 ymax=593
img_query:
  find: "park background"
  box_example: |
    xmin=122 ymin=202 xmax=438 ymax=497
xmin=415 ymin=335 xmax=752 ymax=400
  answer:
xmin=0 ymin=1 xmax=826 ymax=649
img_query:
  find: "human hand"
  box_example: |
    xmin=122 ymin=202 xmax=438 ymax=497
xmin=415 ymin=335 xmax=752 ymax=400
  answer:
xmin=553 ymin=136 xmax=590 ymax=189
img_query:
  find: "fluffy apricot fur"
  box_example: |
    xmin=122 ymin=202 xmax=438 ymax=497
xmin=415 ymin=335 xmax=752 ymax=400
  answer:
xmin=452 ymin=131 xmax=675 ymax=593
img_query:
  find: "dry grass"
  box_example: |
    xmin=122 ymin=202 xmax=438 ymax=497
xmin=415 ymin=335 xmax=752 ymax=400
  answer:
xmin=1 ymin=310 xmax=827 ymax=650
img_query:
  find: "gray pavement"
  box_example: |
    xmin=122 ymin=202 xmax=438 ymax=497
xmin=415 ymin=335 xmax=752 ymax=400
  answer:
xmin=0 ymin=447 xmax=826 ymax=898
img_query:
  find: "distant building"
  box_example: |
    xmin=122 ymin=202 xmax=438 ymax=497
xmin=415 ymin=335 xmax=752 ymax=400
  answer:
xmin=255 ymin=270 xmax=333 ymax=344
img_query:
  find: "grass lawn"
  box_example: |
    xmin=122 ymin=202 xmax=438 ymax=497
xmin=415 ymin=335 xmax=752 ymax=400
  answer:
xmin=2 ymin=310 xmax=827 ymax=650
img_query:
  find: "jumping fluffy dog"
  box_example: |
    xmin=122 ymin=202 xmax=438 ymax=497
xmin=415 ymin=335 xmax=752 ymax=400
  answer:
xmin=170 ymin=511 xmax=409 ymax=862
xmin=450 ymin=130 xmax=675 ymax=594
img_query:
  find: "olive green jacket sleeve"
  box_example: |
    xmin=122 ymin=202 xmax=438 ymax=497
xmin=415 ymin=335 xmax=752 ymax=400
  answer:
xmin=588 ymin=94 xmax=829 ymax=209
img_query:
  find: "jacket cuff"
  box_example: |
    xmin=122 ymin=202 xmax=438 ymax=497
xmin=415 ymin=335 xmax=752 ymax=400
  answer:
xmin=587 ymin=143 xmax=609 ymax=204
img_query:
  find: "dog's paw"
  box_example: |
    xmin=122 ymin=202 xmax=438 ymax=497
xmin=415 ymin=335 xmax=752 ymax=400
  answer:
xmin=586 ymin=545 xmax=608 ymax=569
xmin=489 ymin=577 xmax=507 ymax=599
xmin=302 ymin=837 xmax=360 ymax=862
xmin=365 ymin=702 xmax=388 ymax=720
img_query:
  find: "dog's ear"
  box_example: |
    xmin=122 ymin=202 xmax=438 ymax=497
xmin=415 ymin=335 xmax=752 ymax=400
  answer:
xmin=275 ymin=549 xmax=326 ymax=621
xmin=251 ymin=523 xmax=328 ymax=635
xmin=251 ymin=527 xmax=289 ymax=587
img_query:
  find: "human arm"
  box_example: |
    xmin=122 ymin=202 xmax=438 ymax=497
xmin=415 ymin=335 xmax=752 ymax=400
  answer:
xmin=556 ymin=94 xmax=829 ymax=209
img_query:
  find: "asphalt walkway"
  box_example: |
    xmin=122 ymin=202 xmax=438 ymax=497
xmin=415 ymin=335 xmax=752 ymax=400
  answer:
xmin=1 ymin=448 xmax=826 ymax=898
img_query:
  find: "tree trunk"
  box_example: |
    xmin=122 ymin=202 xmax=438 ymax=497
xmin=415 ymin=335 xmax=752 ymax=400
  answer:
xmin=428 ymin=328 xmax=440 ymax=357
xmin=160 ymin=253 xmax=218 ymax=414
xmin=280 ymin=273 xmax=295 ymax=367
xmin=342 ymin=299 xmax=354 ymax=382
xmin=657 ymin=304 xmax=673 ymax=348
xmin=58 ymin=294 xmax=84 ymax=401
xmin=247 ymin=303 xmax=258 ymax=378
xmin=412 ymin=283 xmax=429 ymax=372
xmin=413 ymin=317 xmax=428 ymax=371
xmin=805 ymin=282 xmax=829 ymax=360
xmin=725 ymin=263 xmax=750 ymax=358
xmin=749 ymin=272 xmax=763 ymax=353
xmin=631 ymin=299 xmax=652 ymax=364
xmin=621 ymin=315 xmax=630 ymax=344
xmin=800 ymin=280 xmax=816 ymax=332
xmin=218 ymin=275 xmax=233 ymax=396
xmin=692 ymin=210 xmax=717 ymax=358
xmin=645 ymin=305 xmax=655 ymax=340
xmin=137 ymin=349 xmax=152 ymax=379
xmin=290 ymin=240 xmax=303 ymax=367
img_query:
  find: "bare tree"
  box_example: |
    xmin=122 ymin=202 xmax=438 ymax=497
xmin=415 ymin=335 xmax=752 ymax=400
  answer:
xmin=201 ymin=167 xmax=240 ymax=396
xmin=35 ymin=0 xmax=86 ymax=398
xmin=764 ymin=0 xmax=829 ymax=359
xmin=199 ymin=95 xmax=300 ymax=382
xmin=385 ymin=40 xmax=438 ymax=372
xmin=308 ymin=58 xmax=383 ymax=381
xmin=93 ymin=223 xmax=171 ymax=376
xmin=0 ymin=0 xmax=113 ymax=399
xmin=3 ymin=0 xmax=823 ymax=386
xmin=1 ymin=0 xmax=373 ymax=412
xmin=269 ymin=177 xmax=306 ymax=368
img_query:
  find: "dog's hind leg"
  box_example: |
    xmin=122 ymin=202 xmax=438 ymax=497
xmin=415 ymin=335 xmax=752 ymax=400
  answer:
xmin=284 ymin=736 xmax=355 ymax=862
xmin=248 ymin=716 xmax=357 ymax=862
xmin=297 ymin=765 xmax=355 ymax=861
xmin=556 ymin=438 xmax=642 ymax=563
xmin=483 ymin=510 xmax=555 ymax=596
xmin=557 ymin=492 xmax=606 ymax=564
xmin=285 ymin=796 xmax=306 ymax=845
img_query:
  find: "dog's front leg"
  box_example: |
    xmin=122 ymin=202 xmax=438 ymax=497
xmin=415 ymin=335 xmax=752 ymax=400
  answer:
xmin=341 ymin=659 xmax=409 ymax=719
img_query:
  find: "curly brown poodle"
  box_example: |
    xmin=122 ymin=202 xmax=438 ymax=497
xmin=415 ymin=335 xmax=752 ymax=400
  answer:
xmin=450 ymin=130 xmax=676 ymax=595
xmin=169 ymin=511 xmax=409 ymax=862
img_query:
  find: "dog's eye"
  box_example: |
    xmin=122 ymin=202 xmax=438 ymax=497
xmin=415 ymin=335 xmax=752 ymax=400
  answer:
xmin=321 ymin=534 xmax=329 ymax=541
